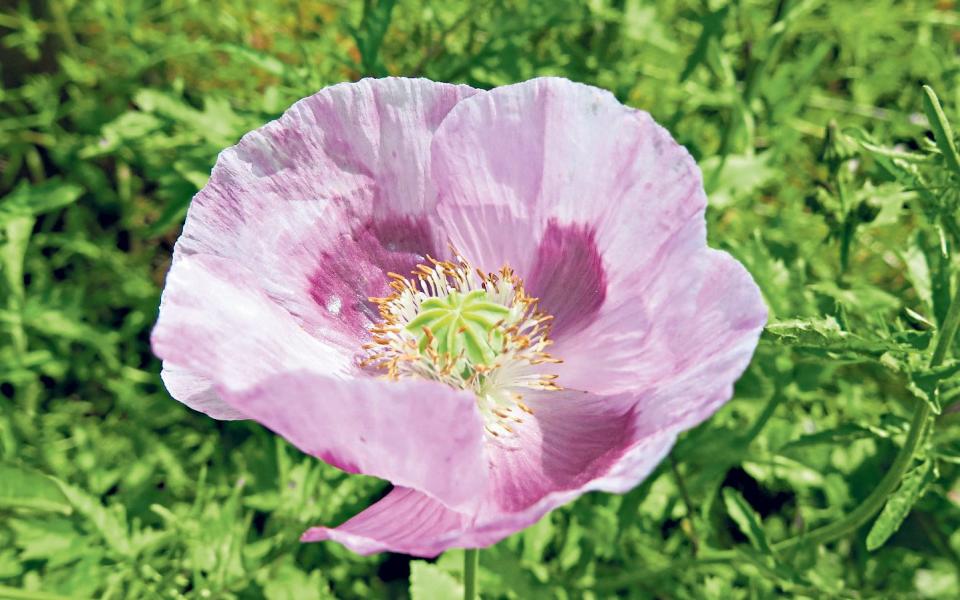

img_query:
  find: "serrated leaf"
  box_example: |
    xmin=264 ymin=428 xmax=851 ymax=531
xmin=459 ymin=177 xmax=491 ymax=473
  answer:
xmin=764 ymin=317 xmax=891 ymax=359
xmin=722 ymin=488 xmax=771 ymax=554
xmin=410 ymin=561 xmax=461 ymax=600
xmin=94 ymin=111 xmax=165 ymax=151
xmin=904 ymin=359 xmax=960 ymax=414
xmin=0 ymin=463 xmax=72 ymax=514
xmin=765 ymin=316 xmax=846 ymax=344
xmin=866 ymin=459 xmax=935 ymax=551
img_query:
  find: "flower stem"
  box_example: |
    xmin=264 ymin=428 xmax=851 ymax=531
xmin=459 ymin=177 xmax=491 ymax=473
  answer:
xmin=773 ymin=270 xmax=960 ymax=551
xmin=772 ymin=400 xmax=929 ymax=552
xmin=463 ymin=548 xmax=479 ymax=600
xmin=668 ymin=454 xmax=700 ymax=555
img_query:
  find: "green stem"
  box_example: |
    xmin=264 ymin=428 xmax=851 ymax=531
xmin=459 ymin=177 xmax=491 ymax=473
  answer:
xmin=772 ymin=270 xmax=960 ymax=551
xmin=741 ymin=390 xmax=784 ymax=444
xmin=463 ymin=548 xmax=479 ymax=600
xmin=596 ymin=281 xmax=959 ymax=591
xmin=930 ymin=275 xmax=960 ymax=367
xmin=668 ymin=454 xmax=700 ymax=555
xmin=773 ymin=401 xmax=929 ymax=551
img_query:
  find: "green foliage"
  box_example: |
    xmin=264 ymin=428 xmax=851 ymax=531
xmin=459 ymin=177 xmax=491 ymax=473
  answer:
xmin=0 ymin=463 xmax=70 ymax=515
xmin=866 ymin=458 xmax=936 ymax=551
xmin=1 ymin=0 xmax=959 ymax=597
xmin=410 ymin=561 xmax=462 ymax=599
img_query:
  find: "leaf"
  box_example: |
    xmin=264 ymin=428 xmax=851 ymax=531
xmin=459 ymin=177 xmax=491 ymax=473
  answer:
xmin=350 ymin=0 xmax=398 ymax=76
xmin=472 ymin=544 xmax=544 ymax=598
xmin=679 ymin=4 xmax=729 ymax=83
xmin=764 ymin=317 xmax=893 ymax=359
xmin=766 ymin=316 xmax=846 ymax=344
xmin=734 ymin=546 xmax=809 ymax=589
xmin=904 ymin=359 xmax=960 ymax=415
xmin=520 ymin=514 xmax=553 ymax=562
xmin=134 ymin=88 xmax=204 ymax=124
xmin=216 ymin=43 xmax=288 ymax=76
xmin=145 ymin=195 xmax=191 ymax=236
xmin=0 ymin=179 xmax=83 ymax=226
xmin=779 ymin=423 xmax=880 ymax=451
xmin=1 ymin=216 xmax=33 ymax=305
xmin=8 ymin=518 xmax=90 ymax=566
xmin=92 ymin=111 xmax=165 ymax=153
xmin=901 ymin=242 xmax=933 ymax=312
xmin=0 ymin=549 xmax=23 ymax=579
xmin=0 ymin=463 xmax=72 ymax=514
xmin=261 ymin=559 xmax=327 ymax=600
xmin=410 ymin=561 xmax=462 ymax=600
xmin=866 ymin=459 xmax=936 ymax=551
xmin=921 ymin=85 xmax=960 ymax=179
xmin=808 ymin=281 xmax=900 ymax=314
xmin=57 ymin=483 xmax=133 ymax=557
xmin=722 ymin=488 xmax=772 ymax=554
xmin=701 ymin=153 xmax=776 ymax=208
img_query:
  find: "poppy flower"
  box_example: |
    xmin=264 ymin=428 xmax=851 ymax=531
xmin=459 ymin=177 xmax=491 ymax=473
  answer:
xmin=152 ymin=77 xmax=766 ymax=557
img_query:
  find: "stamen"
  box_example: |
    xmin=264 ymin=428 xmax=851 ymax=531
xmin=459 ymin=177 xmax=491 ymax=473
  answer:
xmin=363 ymin=252 xmax=561 ymax=442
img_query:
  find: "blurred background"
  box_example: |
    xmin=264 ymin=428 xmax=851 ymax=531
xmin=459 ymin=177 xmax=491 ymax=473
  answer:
xmin=2 ymin=0 xmax=960 ymax=598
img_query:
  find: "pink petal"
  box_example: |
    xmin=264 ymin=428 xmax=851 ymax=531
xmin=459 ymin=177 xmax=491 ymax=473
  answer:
xmin=299 ymin=233 xmax=763 ymax=558
xmin=222 ymin=371 xmax=488 ymax=512
xmin=159 ymin=364 xmax=243 ymax=420
xmin=302 ymin=422 xmax=678 ymax=557
xmin=431 ymin=77 xmax=703 ymax=279
xmin=430 ymin=77 xmax=764 ymax=395
xmin=155 ymin=77 xmax=768 ymax=557
xmin=172 ymin=78 xmax=478 ymax=348
xmin=626 ymin=251 xmax=769 ymax=434
xmin=553 ymin=246 xmax=766 ymax=397
xmin=151 ymin=253 xmax=351 ymax=416
xmin=301 ymin=487 xmax=469 ymax=557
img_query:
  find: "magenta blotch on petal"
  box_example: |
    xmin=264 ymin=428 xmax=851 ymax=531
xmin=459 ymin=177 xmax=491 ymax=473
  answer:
xmin=307 ymin=215 xmax=437 ymax=339
xmin=526 ymin=220 xmax=607 ymax=337
xmin=153 ymin=76 xmax=767 ymax=558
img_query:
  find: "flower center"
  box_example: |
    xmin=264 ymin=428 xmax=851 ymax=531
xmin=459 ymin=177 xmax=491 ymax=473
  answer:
xmin=363 ymin=254 xmax=561 ymax=439
xmin=406 ymin=289 xmax=509 ymax=369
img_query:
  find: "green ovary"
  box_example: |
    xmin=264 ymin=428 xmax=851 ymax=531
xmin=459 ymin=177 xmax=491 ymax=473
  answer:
xmin=405 ymin=289 xmax=511 ymax=367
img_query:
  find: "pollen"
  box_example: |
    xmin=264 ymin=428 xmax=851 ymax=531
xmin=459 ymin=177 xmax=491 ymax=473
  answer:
xmin=362 ymin=252 xmax=562 ymax=440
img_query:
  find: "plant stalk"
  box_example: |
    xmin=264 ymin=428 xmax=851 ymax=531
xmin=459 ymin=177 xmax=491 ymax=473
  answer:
xmin=773 ymin=268 xmax=960 ymax=551
xmin=464 ymin=548 xmax=479 ymax=600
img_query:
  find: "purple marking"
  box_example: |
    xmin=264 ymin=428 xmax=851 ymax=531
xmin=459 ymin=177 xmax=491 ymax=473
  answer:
xmin=308 ymin=216 xmax=436 ymax=339
xmin=527 ymin=220 xmax=607 ymax=338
